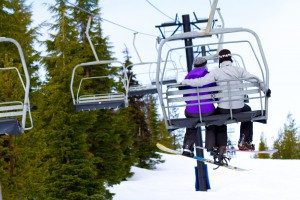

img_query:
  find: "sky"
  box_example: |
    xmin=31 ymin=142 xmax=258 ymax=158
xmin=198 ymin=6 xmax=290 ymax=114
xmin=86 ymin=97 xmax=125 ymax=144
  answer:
xmin=27 ymin=0 xmax=300 ymax=146
xmin=109 ymin=152 xmax=300 ymax=200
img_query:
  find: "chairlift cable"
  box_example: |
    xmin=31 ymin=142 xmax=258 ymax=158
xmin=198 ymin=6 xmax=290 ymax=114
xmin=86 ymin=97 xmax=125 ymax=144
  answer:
xmin=64 ymin=0 xmax=158 ymax=38
xmin=144 ymin=0 xmax=174 ymax=21
xmin=100 ymin=17 xmax=157 ymax=37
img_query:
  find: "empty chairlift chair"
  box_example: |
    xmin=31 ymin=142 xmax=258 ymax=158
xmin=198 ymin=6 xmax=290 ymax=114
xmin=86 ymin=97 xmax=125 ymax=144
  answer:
xmin=0 ymin=37 xmax=33 ymax=135
xmin=127 ymin=62 xmax=160 ymax=97
xmin=156 ymin=28 xmax=270 ymax=131
xmin=127 ymin=60 xmax=179 ymax=97
xmin=70 ymin=60 xmax=128 ymax=112
xmin=150 ymin=60 xmax=178 ymax=85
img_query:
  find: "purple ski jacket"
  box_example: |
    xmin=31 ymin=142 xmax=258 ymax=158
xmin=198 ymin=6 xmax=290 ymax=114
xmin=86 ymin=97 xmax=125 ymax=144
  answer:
xmin=184 ymin=67 xmax=216 ymax=115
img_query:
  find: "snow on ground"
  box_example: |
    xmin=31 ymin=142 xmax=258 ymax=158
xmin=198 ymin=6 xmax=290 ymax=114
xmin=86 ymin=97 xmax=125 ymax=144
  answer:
xmin=109 ymin=152 xmax=300 ymax=200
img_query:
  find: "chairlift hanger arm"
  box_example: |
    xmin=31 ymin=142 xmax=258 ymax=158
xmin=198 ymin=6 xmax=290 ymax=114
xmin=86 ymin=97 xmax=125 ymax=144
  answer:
xmin=205 ymin=0 xmax=219 ymax=33
xmin=216 ymin=8 xmax=225 ymax=52
xmin=133 ymin=32 xmax=142 ymax=62
xmin=85 ymin=16 xmax=100 ymax=61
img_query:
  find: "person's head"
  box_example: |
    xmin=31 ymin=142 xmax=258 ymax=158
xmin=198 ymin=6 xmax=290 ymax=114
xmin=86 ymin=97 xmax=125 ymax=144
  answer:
xmin=218 ymin=49 xmax=233 ymax=64
xmin=193 ymin=57 xmax=207 ymax=68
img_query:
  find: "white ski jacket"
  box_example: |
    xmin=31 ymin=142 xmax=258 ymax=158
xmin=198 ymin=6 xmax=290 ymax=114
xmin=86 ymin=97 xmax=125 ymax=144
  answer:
xmin=182 ymin=61 xmax=265 ymax=109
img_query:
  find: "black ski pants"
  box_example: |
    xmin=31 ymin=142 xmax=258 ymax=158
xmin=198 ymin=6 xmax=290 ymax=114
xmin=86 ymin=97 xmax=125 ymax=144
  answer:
xmin=204 ymin=124 xmax=227 ymax=151
xmin=183 ymin=110 xmax=227 ymax=151
xmin=216 ymin=104 xmax=253 ymax=143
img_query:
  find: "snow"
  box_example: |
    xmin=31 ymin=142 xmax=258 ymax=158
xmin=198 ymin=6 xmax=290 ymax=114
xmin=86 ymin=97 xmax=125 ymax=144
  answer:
xmin=109 ymin=152 xmax=300 ymax=200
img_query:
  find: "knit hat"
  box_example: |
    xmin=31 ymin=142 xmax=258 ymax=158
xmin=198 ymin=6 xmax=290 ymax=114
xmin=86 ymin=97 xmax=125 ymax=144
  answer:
xmin=218 ymin=49 xmax=233 ymax=64
xmin=193 ymin=57 xmax=207 ymax=68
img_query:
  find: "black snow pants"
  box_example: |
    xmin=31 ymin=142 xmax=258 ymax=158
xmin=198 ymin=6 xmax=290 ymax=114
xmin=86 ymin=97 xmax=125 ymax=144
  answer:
xmin=216 ymin=104 xmax=253 ymax=143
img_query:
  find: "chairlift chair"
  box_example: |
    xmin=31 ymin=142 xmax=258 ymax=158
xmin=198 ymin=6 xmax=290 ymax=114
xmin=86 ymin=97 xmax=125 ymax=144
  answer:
xmin=70 ymin=17 xmax=129 ymax=111
xmin=127 ymin=60 xmax=179 ymax=97
xmin=150 ymin=59 xmax=178 ymax=85
xmin=70 ymin=60 xmax=128 ymax=112
xmin=126 ymin=62 xmax=158 ymax=97
xmin=156 ymin=28 xmax=270 ymax=131
xmin=0 ymin=37 xmax=33 ymax=135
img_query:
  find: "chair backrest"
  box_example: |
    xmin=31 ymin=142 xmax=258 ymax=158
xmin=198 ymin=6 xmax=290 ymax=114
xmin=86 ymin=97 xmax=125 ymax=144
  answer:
xmin=125 ymin=62 xmax=158 ymax=96
xmin=162 ymin=78 xmax=266 ymax=129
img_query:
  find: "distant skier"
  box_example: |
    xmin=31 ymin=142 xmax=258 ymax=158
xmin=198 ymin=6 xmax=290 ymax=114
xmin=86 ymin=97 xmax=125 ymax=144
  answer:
xmin=182 ymin=49 xmax=271 ymax=153
xmin=227 ymin=139 xmax=236 ymax=156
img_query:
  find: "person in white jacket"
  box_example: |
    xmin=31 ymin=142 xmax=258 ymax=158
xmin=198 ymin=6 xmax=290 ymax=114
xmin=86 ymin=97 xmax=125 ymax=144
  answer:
xmin=182 ymin=49 xmax=271 ymax=151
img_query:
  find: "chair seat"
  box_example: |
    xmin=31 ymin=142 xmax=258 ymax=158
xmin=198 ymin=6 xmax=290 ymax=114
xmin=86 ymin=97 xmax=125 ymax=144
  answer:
xmin=151 ymin=79 xmax=177 ymax=85
xmin=169 ymin=110 xmax=266 ymax=129
xmin=75 ymin=100 xmax=125 ymax=112
xmin=128 ymin=88 xmax=157 ymax=96
xmin=0 ymin=118 xmax=22 ymax=135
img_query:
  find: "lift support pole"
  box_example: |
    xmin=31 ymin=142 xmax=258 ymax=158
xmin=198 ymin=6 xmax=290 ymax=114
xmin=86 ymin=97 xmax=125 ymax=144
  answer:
xmin=195 ymin=127 xmax=210 ymax=191
xmin=155 ymin=13 xmax=214 ymax=192
xmin=182 ymin=15 xmax=209 ymax=191
xmin=182 ymin=14 xmax=194 ymax=71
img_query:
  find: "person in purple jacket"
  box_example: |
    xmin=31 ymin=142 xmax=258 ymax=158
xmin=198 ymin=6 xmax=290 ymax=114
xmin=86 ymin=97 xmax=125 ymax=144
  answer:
xmin=182 ymin=57 xmax=227 ymax=160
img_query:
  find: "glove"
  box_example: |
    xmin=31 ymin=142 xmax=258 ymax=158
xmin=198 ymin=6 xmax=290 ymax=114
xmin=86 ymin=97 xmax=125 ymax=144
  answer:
xmin=266 ymin=89 xmax=271 ymax=98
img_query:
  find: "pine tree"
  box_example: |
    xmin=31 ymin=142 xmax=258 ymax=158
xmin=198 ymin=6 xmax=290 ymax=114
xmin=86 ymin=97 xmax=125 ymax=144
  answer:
xmin=144 ymin=95 xmax=163 ymax=168
xmin=122 ymin=49 xmax=166 ymax=169
xmin=38 ymin=0 xmax=108 ymax=198
xmin=156 ymin=106 xmax=179 ymax=149
xmin=147 ymin=95 xmax=176 ymax=156
xmin=40 ymin=0 xmax=139 ymax=198
xmin=122 ymin=57 xmax=150 ymax=169
xmin=71 ymin=0 xmax=136 ymax=188
xmin=166 ymin=107 xmax=183 ymax=149
xmin=272 ymin=113 xmax=300 ymax=159
xmin=257 ymin=133 xmax=270 ymax=159
xmin=88 ymin=50 xmax=137 ymax=184
xmin=157 ymin=120 xmax=176 ymax=149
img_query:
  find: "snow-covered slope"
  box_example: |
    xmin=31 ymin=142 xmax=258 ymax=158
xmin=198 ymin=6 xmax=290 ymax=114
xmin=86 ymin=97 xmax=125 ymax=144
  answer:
xmin=109 ymin=152 xmax=300 ymax=200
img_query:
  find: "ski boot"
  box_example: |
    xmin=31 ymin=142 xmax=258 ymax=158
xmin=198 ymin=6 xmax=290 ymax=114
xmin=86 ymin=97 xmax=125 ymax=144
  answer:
xmin=212 ymin=146 xmax=230 ymax=169
xmin=182 ymin=144 xmax=194 ymax=158
xmin=238 ymin=134 xmax=255 ymax=151
xmin=238 ymin=142 xmax=255 ymax=151
xmin=182 ymin=141 xmax=194 ymax=157
xmin=182 ymin=149 xmax=194 ymax=157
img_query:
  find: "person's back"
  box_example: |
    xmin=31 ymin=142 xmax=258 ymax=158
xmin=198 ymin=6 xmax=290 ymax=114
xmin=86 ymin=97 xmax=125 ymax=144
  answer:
xmin=209 ymin=60 xmax=249 ymax=109
xmin=182 ymin=57 xmax=217 ymax=158
xmin=184 ymin=65 xmax=215 ymax=116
